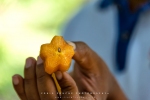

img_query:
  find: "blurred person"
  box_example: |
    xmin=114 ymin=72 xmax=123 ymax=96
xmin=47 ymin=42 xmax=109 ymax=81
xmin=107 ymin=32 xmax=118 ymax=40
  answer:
xmin=63 ymin=0 xmax=150 ymax=99
xmin=12 ymin=0 xmax=150 ymax=100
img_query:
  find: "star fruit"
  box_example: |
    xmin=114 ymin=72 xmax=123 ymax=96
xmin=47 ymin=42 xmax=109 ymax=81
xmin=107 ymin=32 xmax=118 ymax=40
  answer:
xmin=40 ymin=36 xmax=75 ymax=74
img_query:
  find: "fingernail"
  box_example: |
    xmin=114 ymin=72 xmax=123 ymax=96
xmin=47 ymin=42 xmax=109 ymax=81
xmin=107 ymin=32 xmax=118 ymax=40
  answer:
xmin=25 ymin=58 xmax=32 ymax=68
xmin=66 ymin=41 xmax=76 ymax=50
xmin=37 ymin=56 xmax=43 ymax=65
xmin=12 ymin=75 xmax=19 ymax=85
xmin=55 ymin=71 xmax=62 ymax=80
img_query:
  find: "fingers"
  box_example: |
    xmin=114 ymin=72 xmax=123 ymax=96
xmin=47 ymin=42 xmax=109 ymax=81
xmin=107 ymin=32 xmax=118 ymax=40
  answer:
xmin=24 ymin=57 xmax=40 ymax=100
xmin=55 ymin=71 xmax=79 ymax=100
xmin=72 ymin=42 xmax=103 ymax=72
xmin=36 ymin=56 xmax=58 ymax=100
xmin=12 ymin=75 xmax=27 ymax=100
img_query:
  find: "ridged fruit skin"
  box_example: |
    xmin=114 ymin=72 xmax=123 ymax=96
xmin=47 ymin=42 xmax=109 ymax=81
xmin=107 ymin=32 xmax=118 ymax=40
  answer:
xmin=40 ymin=36 xmax=74 ymax=74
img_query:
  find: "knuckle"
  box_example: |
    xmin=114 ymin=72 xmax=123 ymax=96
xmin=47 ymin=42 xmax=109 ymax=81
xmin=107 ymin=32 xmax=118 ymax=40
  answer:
xmin=37 ymin=74 xmax=47 ymax=83
xmin=77 ymin=42 xmax=89 ymax=56
xmin=24 ymin=78 xmax=35 ymax=85
xmin=60 ymin=80 xmax=77 ymax=92
xmin=78 ymin=41 xmax=88 ymax=50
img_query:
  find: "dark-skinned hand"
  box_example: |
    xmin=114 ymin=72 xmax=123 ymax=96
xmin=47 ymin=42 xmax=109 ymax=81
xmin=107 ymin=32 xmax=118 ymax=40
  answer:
xmin=12 ymin=42 xmax=127 ymax=100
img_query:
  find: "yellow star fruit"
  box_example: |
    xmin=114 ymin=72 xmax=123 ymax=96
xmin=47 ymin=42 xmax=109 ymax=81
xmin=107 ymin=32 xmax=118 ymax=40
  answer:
xmin=40 ymin=36 xmax=75 ymax=74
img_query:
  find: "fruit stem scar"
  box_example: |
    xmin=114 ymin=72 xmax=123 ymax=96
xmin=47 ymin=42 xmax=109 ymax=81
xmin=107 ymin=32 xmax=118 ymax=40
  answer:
xmin=58 ymin=47 xmax=61 ymax=52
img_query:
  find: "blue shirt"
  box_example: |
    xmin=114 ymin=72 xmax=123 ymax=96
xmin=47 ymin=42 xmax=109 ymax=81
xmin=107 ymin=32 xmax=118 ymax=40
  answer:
xmin=62 ymin=1 xmax=150 ymax=99
xmin=99 ymin=0 xmax=150 ymax=72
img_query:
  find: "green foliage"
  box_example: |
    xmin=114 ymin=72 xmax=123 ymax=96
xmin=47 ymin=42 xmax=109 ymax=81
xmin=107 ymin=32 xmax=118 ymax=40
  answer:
xmin=0 ymin=0 xmax=86 ymax=99
xmin=25 ymin=0 xmax=85 ymax=34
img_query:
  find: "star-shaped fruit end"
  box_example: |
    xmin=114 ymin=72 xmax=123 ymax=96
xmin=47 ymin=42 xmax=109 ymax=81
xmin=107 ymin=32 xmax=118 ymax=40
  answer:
xmin=40 ymin=36 xmax=75 ymax=74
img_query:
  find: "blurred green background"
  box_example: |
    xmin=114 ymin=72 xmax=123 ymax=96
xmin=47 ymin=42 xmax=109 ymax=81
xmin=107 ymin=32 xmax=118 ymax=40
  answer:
xmin=0 ymin=0 xmax=87 ymax=99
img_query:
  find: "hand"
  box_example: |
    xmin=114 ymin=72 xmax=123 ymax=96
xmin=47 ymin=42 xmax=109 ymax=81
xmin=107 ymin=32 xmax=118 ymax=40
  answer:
xmin=12 ymin=41 xmax=127 ymax=100
xmin=70 ymin=42 xmax=127 ymax=100
xmin=12 ymin=57 xmax=95 ymax=100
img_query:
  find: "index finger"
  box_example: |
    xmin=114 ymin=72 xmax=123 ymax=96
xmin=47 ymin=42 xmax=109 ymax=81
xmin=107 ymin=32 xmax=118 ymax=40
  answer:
xmin=36 ymin=56 xmax=58 ymax=100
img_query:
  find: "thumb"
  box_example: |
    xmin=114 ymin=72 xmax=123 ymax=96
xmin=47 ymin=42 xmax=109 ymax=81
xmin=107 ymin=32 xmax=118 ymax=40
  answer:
xmin=55 ymin=71 xmax=80 ymax=100
xmin=72 ymin=42 xmax=105 ymax=73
